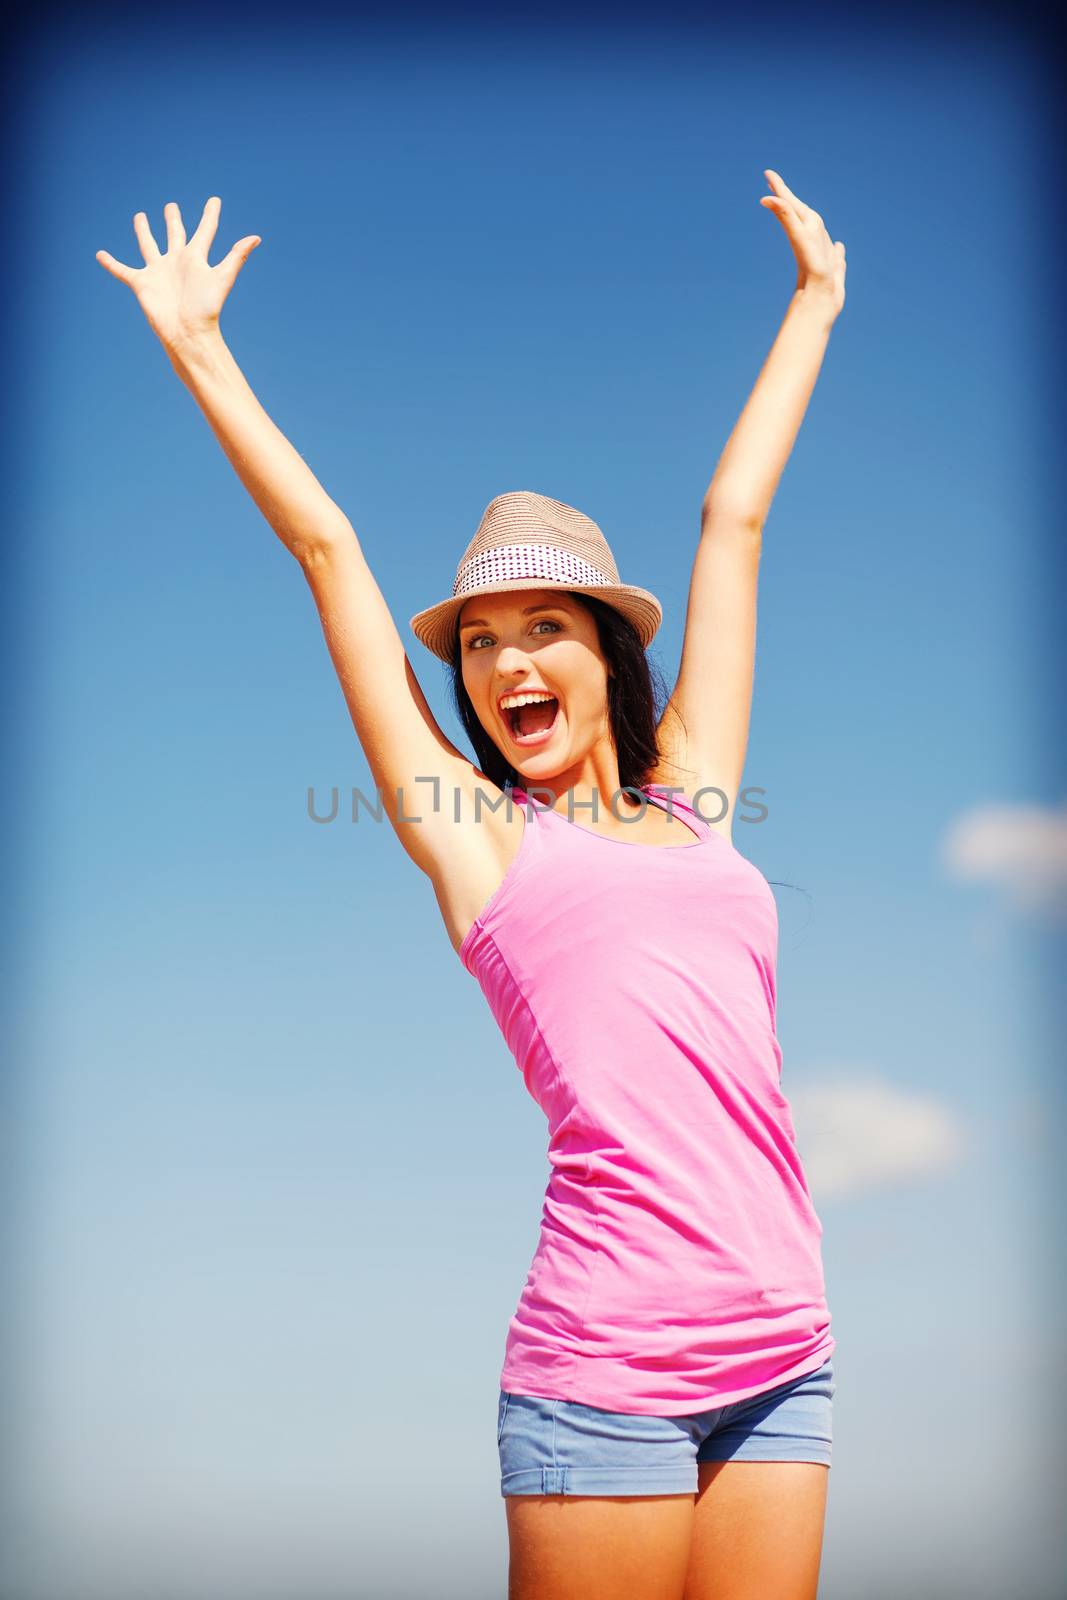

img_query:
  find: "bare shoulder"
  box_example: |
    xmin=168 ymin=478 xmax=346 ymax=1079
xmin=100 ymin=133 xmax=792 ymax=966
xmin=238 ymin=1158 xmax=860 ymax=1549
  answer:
xmin=417 ymin=767 xmax=529 ymax=957
xmin=644 ymin=751 xmax=735 ymax=845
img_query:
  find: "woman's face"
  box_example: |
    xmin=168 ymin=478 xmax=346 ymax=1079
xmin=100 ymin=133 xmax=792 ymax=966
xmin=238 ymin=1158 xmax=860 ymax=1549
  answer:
xmin=458 ymin=589 xmax=612 ymax=781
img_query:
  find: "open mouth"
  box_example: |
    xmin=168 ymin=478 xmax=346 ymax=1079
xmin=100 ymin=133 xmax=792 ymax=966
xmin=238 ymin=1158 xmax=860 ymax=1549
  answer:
xmin=502 ymin=696 xmax=560 ymax=746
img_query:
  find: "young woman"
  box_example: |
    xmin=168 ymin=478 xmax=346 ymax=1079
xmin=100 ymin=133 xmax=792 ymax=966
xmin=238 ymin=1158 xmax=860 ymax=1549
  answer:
xmin=97 ymin=171 xmax=846 ymax=1600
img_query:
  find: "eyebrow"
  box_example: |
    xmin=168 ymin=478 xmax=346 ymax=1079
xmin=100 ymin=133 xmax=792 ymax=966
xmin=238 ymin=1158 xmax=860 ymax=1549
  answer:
xmin=458 ymin=603 xmax=571 ymax=631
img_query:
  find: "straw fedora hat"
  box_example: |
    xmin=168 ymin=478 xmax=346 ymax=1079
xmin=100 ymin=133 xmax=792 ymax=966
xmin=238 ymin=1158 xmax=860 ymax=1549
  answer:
xmin=408 ymin=490 xmax=663 ymax=664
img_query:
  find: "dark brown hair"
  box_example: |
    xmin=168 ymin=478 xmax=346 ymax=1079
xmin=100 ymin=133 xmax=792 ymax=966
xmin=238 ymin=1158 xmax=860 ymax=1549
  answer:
xmin=446 ymin=591 xmax=678 ymax=796
xmin=445 ymin=590 xmax=804 ymax=903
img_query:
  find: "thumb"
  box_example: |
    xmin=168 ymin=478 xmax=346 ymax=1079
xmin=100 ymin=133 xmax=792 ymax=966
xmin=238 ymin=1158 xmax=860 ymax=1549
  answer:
xmin=759 ymin=196 xmax=801 ymax=234
xmin=217 ymin=234 xmax=261 ymax=287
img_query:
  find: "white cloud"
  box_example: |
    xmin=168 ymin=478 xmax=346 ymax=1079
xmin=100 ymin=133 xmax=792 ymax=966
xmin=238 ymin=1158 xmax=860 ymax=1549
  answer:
xmin=787 ymin=1071 xmax=970 ymax=1200
xmin=941 ymin=800 xmax=1067 ymax=918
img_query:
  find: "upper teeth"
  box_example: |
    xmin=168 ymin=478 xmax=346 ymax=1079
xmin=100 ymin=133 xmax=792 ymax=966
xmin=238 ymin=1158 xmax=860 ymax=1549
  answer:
xmin=500 ymin=691 xmax=556 ymax=711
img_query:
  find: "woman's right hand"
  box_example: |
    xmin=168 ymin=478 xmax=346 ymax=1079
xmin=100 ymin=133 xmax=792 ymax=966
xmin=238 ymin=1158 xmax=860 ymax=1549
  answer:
xmin=96 ymin=197 xmax=261 ymax=355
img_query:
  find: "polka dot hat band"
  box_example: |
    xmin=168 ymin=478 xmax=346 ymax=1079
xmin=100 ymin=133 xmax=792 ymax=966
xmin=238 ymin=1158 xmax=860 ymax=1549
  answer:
xmin=408 ymin=490 xmax=663 ymax=663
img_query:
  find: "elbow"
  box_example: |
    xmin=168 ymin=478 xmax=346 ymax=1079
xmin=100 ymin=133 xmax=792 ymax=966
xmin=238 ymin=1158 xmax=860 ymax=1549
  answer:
xmin=293 ymin=518 xmax=357 ymax=571
xmin=701 ymin=505 xmax=764 ymax=541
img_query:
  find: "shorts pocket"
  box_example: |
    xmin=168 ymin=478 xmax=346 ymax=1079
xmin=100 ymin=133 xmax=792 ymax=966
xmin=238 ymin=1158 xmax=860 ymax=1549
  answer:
xmin=497 ymin=1391 xmax=511 ymax=1444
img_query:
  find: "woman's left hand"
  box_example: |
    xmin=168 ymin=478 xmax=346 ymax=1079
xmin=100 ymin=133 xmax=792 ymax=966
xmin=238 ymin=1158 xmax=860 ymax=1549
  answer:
xmin=759 ymin=170 xmax=846 ymax=318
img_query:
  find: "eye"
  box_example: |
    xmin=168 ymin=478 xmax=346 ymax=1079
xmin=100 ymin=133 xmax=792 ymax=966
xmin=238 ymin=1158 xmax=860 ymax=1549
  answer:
xmin=464 ymin=619 xmax=563 ymax=651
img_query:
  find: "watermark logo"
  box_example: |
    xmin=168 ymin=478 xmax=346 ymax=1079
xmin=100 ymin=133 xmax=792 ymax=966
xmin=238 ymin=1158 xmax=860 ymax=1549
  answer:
xmin=306 ymin=780 xmax=769 ymax=827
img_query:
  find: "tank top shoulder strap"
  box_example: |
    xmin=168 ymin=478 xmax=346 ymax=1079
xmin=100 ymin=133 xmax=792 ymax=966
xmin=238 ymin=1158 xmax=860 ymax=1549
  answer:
xmin=509 ymin=783 xmax=712 ymax=839
xmin=508 ymin=785 xmax=547 ymax=818
xmin=643 ymin=784 xmax=714 ymax=839
xmin=508 ymin=790 xmax=543 ymax=825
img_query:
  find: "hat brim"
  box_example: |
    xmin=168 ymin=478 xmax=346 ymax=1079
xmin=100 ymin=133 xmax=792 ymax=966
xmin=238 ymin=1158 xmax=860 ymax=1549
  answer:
xmin=409 ymin=578 xmax=663 ymax=664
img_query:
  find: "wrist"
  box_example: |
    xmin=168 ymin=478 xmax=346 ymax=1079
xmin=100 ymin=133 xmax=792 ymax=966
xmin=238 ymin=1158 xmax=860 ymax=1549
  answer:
xmin=165 ymin=319 xmax=226 ymax=366
xmin=165 ymin=321 xmax=231 ymax=383
xmin=792 ymin=283 xmax=839 ymax=330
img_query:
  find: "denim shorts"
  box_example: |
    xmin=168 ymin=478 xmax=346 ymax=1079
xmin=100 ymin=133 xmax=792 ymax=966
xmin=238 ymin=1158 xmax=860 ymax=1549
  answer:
xmin=497 ymin=1357 xmax=835 ymax=1497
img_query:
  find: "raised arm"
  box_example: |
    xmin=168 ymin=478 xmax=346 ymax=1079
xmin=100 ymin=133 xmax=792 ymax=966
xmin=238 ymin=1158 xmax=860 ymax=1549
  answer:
xmin=654 ymin=170 xmax=846 ymax=833
xmin=96 ymin=198 xmax=479 ymax=871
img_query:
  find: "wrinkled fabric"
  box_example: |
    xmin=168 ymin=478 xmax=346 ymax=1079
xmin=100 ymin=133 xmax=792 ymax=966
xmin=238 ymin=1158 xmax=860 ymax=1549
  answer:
xmin=460 ymin=785 xmax=834 ymax=1414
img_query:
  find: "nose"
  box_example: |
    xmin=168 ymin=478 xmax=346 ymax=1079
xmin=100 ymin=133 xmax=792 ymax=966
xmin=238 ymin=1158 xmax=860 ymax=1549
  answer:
xmin=495 ymin=642 xmax=535 ymax=672
xmin=493 ymin=653 xmax=538 ymax=703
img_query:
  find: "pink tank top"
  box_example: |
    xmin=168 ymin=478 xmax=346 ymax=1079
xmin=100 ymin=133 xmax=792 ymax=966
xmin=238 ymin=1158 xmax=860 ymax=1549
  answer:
xmin=459 ymin=783 xmax=835 ymax=1415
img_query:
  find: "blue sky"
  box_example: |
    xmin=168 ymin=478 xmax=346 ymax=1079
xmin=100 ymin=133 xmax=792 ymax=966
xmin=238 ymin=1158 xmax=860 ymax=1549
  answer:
xmin=5 ymin=6 xmax=1064 ymax=1598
